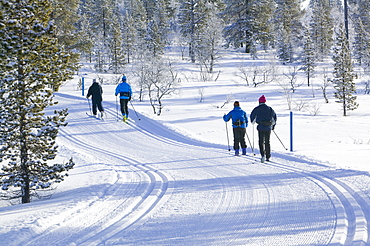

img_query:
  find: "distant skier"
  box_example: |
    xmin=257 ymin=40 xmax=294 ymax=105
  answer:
xmin=86 ymin=79 xmax=104 ymax=118
xmin=115 ymin=75 xmax=132 ymax=122
xmin=223 ymin=101 xmax=248 ymax=156
xmin=250 ymin=95 xmax=277 ymax=163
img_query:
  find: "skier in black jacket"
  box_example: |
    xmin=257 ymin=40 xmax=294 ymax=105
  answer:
xmin=86 ymin=79 xmax=104 ymax=117
xmin=250 ymin=95 xmax=277 ymax=163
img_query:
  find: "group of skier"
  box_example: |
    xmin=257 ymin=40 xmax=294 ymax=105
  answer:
xmin=86 ymin=76 xmax=276 ymax=162
xmin=223 ymin=95 xmax=277 ymax=163
xmin=86 ymin=75 xmax=132 ymax=122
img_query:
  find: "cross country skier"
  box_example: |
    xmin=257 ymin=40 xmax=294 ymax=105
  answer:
xmin=115 ymin=75 xmax=132 ymax=122
xmin=223 ymin=101 xmax=248 ymax=156
xmin=250 ymin=95 xmax=277 ymax=163
xmin=86 ymin=79 xmax=104 ymax=118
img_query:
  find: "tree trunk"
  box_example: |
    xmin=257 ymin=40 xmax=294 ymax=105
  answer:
xmin=343 ymin=86 xmax=347 ymax=116
xmin=20 ymin=123 xmax=30 ymax=204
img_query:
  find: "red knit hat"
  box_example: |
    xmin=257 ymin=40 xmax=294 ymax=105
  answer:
xmin=259 ymin=95 xmax=266 ymax=103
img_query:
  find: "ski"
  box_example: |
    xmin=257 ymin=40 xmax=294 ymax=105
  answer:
xmin=122 ymin=115 xmax=129 ymax=124
xmin=86 ymin=112 xmax=103 ymax=120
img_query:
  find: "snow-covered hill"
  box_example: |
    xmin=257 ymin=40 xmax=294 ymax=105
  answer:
xmin=1 ymin=51 xmax=370 ymax=245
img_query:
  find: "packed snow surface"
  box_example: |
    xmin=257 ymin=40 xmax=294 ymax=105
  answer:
xmin=1 ymin=52 xmax=370 ymax=245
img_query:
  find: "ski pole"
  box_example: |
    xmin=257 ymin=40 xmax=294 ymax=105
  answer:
xmin=245 ymin=131 xmax=255 ymax=155
xmin=252 ymin=124 xmax=255 ymax=152
xmin=87 ymin=98 xmax=92 ymax=115
xmin=225 ymin=121 xmax=231 ymax=151
xmin=273 ymin=129 xmax=288 ymax=150
xmin=115 ymin=96 xmax=119 ymax=121
xmin=130 ymin=100 xmax=141 ymax=121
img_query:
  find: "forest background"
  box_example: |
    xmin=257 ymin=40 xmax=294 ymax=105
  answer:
xmin=52 ymin=0 xmax=370 ymax=115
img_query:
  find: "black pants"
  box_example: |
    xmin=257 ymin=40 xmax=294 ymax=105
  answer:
xmin=120 ymin=99 xmax=129 ymax=116
xmin=233 ymin=127 xmax=247 ymax=150
xmin=92 ymin=99 xmax=103 ymax=115
xmin=258 ymin=130 xmax=271 ymax=159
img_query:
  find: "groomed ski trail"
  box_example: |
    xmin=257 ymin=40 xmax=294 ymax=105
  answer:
xmin=4 ymin=92 xmax=370 ymax=246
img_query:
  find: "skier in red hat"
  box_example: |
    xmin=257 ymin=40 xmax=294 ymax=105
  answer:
xmin=250 ymin=95 xmax=277 ymax=163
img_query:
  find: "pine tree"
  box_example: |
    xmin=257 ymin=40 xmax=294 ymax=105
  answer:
xmin=274 ymin=0 xmax=303 ymax=63
xmin=121 ymin=14 xmax=139 ymax=64
xmin=0 ymin=0 xmax=77 ymax=204
xmin=309 ymin=0 xmax=334 ymax=60
xmin=332 ymin=26 xmax=358 ymax=116
xmin=50 ymin=0 xmax=83 ymax=63
xmin=301 ymin=27 xmax=316 ymax=86
xmin=146 ymin=20 xmax=165 ymax=58
xmin=144 ymin=0 xmax=171 ymax=58
xmin=78 ymin=13 xmax=95 ymax=62
xmin=221 ymin=0 xmax=274 ymax=54
xmin=108 ymin=13 xmax=126 ymax=74
xmin=352 ymin=0 xmax=370 ymax=70
xmin=82 ymin=0 xmax=116 ymax=72
xmin=196 ymin=2 xmax=224 ymax=73
xmin=121 ymin=0 xmax=147 ymax=64
xmin=177 ymin=0 xmax=208 ymax=63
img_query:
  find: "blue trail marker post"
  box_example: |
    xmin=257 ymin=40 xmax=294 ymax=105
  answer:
xmin=290 ymin=111 xmax=293 ymax=152
xmin=81 ymin=77 xmax=85 ymax=96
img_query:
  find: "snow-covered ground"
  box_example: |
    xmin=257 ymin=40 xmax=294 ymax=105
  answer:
xmin=1 ymin=51 xmax=370 ymax=245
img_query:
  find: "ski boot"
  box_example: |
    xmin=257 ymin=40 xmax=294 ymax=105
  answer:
xmin=234 ymin=149 xmax=240 ymax=156
xmin=242 ymin=148 xmax=247 ymax=155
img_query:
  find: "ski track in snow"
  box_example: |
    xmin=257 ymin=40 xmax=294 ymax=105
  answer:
xmin=2 ymin=92 xmax=370 ymax=246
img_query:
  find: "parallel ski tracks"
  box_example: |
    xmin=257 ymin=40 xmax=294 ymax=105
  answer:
xmin=23 ymin=125 xmax=173 ymax=246
xmin=73 ymin=105 xmax=370 ymax=245
xmin=29 ymin=94 xmax=370 ymax=245
xmin=258 ymin=158 xmax=370 ymax=245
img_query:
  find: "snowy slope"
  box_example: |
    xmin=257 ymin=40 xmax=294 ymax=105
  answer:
xmin=1 ymin=50 xmax=370 ymax=245
xmin=0 ymin=80 xmax=369 ymax=245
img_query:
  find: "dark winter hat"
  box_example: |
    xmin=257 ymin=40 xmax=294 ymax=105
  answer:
xmin=93 ymin=78 xmax=97 ymax=83
xmin=259 ymin=95 xmax=266 ymax=103
xmin=234 ymin=101 xmax=240 ymax=107
xmin=122 ymin=75 xmax=127 ymax=82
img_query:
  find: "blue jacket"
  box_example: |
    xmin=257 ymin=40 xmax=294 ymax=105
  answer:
xmin=115 ymin=82 xmax=132 ymax=99
xmin=223 ymin=106 xmax=248 ymax=128
xmin=250 ymin=103 xmax=277 ymax=132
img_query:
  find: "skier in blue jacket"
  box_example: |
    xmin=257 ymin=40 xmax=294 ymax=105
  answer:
xmin=223 ymin=101 xmax=248 ymax=156
xmin=250 ymin=95 xmax=277 ymax=163
xmin=115 ymin=75 xmax=132 ymax=122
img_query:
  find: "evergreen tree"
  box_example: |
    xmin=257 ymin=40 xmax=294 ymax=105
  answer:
xmin=177 ymin=0 xmax=208 ymax=63
xmin=332 ymin=26 xmax=358 ymax=116
xmin=301 ymin=27 xmax=316 ymax=86
xmin=121 ymin=14 xmax=139 ymax=64
xmin=0 ymin=0 xmax=77 ymax=204
xmin=309 ymin=0 xmax=334 ymax=60
xmin=82 ymin=0 xmax=116 ymax=71
xmin=108 ymin=13 xmax=126 ymax=74
xmin=251 ymin=0 xmax=275 ymax=51
xmin=50 ymin=0 xmax=84 ymax=63
xmin=352 ymin=0 xmax=370 ymax=70
xmin=121 ymin=0 xmax=147 ymax=64
xmin=144 ymin=0 xmax=172 ymax=58
xmin=274 ymin=0 xmax=303 ymax=63
xmin=196 ymin=2 xmax=224 ymax=73
xmin=221 ymin=0 xmax=274 ymax=54
xmin=146 ymin=20 xmax=165 ymax=58
xmin=78 ymin=13 xmax=95 ymax=62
